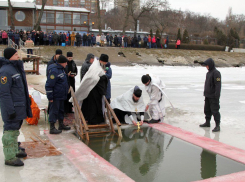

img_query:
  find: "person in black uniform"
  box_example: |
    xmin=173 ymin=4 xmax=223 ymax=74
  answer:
xmin=65 ymin=52 xmax=77 ymax=114
xmin=199 ymin=58 xmax=221 ymax=132
xmin=45 ymin=55 xmax=70 ymax=134
xmin=0 ymin=48 xmax=32 ymax=166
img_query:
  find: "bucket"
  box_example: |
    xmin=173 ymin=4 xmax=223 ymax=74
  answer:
xmin=62 ymin=43 xmax=66 ymax=47
xmin=32 ymin=91 xmax=41 ymax=105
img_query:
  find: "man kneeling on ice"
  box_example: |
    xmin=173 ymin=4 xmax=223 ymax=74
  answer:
xmin=110 ymin=86 xmax=145 ymax=125
xmin=141 ymin=74 xmax=166 ymax=123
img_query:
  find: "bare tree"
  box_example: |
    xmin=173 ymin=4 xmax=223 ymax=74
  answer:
xmin=150 ymin=1 xmax=170 ymax=38
xmin=8 ymin=0 xmax=15 ymax=30
xmin=131 ymin=0 xmax=164 ymax=36
xmin=34 ymin=0 xmax=47 ymax=30
xmin=96 ymin=0 xmax=102 ymax=34
xmin=121 ymin=0 xmax=133 ymax=34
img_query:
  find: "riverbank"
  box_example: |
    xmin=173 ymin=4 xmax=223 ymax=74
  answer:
xmin=1 ymin=45 xmax=245 ymax=67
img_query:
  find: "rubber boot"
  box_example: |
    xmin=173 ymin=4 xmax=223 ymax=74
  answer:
xmin=18 ymin=142 xmax=25 ymax=152
xmin=199 ymin=122 xmax=210 ymax=127
xmin=16 ymin=150 xmax=27 ymax=158
xmin=2 ymin=130 xmax=23 ymax=166
xmin=58 ymin=120 xmax=71 ymax=130
xmin=212 ymin=126 xmax=220 ymax=132
xmin=50 ymin=123 xmax=62 ymax=134
xmin=5 ymin=158 xmax=24 ymax=167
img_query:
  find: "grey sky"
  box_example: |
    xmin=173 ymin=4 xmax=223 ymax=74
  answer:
xmin=168 ymin=0 xmax=244 ymax=21
xmin=5 ymin=0 xmax=245 ymax=21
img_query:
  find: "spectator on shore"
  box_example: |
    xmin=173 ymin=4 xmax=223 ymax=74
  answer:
xmin=70 ymin=32 xmax=75 ymax=46
xmin=176 ymin=39 xmax=181 ymax=49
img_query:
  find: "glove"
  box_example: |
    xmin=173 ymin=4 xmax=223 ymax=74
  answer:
xmin=9 ymin=112 xmax=16 ymax=120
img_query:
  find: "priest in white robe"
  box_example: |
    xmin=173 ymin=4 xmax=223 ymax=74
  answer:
xmin=110 ymin=86 xmax=145 ymax=126
xmin=141 ymin=74 xmax=165 ymax=123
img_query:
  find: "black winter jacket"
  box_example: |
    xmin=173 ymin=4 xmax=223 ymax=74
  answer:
xmin=80 ymin=60 xmax=92 ymax=81
xmin=45 ymin=63 xmax=69 ymax=101
xmin=203 ymin=58 xmax=221 ymax=99
xmin=0 ymin=58 xmax=32 ymax=125
xmin=46 ymin=56 xmax=57 ymax=77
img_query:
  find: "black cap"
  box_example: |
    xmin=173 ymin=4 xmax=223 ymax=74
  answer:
xmin=67 ymin=52 xmax=73 ymax=57
xmin=56 ymin=49 xmax=62 ymax=55
xmin=133 ymin=86 xmax=142 ymax=97
xmin=141 ymin=75 xmax=151 ymax=84
xmin=99 ymin=54 xmax=109 ymax=62
xmin=4 ymin=48 xmax=17 ymax=60
xmin=57 ymin=55 xmax=68 ymax=63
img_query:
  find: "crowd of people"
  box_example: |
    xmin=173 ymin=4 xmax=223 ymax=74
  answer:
xmin=0 ymin=29 xmax=171 ymax=48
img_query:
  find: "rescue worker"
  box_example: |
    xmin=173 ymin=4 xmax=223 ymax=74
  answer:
xmin=45 ymin=55 xmax=70 ymax=134
xmin=199 ymin=58 xmax=221 ymax=132
xmin=141 ymin=74 xmax=165 ymax=123
xmin=65 ymin=52 xmax=77 ymax=113
xmin=46 ymin=49 xmax=62 ymax=76
xmin=0 ymin=48 xmax=32 ymax=166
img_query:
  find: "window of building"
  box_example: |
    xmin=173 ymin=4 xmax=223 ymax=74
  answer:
xmin=80 ymin=0 xmax=85 ymax=6
xmin=81 ymin=14 xmax=88 ymax=24
xmin=0 ymin=10 xmax=7 ymax=26
xmin=53 ymin=0 xmax=58 ymax=5
xmin=41 ymin=11 xmax=46 ymax=23
xmin=56 ymin=12 xmax=64 ymax=24
xmin=47 ymin=12 xmax=55 ymax=23
xmin=73 ymin=13 xmax=80 ymax=25
xmin=64 ymin=13 xmax=71 ymax=24
xmin=15 ymin=11 xmax=25 ymax=22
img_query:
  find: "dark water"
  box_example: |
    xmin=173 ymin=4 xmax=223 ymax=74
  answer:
xmin=83 ymin=126 xmax=245 ymax=182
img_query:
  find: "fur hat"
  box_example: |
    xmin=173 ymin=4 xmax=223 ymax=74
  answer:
xmin=56 ymin=49 xmax=62 ymax=55
xmin=67 ymin=52 xmax=73 ymax=57
xmin=99 ymin=54 xmax=109 ymax=62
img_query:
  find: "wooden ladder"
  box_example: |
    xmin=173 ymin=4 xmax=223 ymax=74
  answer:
xmin=70 ymin=87 xmax=122 ymax=141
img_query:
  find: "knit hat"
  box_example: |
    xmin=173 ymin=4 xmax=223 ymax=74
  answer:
xmin=141 ymin=74 xmax=151 ymax=84
xmin=99 ymin=54 xmax=109 ymax=62
xmin=56 ymin=49 xmax=62 ymax=55
xmin=67 ymin=52 xmax=73 ymax=57
xmin=57 ymin=55 xmax=68 ymax=63
xmin=4 ymin=48 xmax=17 ymax=60
xmin=133 ymin=86 xmax=142 ymax=97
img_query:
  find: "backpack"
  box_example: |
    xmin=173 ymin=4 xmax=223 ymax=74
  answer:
xmin=26 ymin=95 xmax=40 ymax=125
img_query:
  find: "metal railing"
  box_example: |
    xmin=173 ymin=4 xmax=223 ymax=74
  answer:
xmin=8 ymin=37 xmax=18 ymax=49
xmin=19 ymin=38 xmax=25 ymax=49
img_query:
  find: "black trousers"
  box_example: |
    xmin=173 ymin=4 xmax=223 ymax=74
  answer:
xmin=113 ymin=109 xmax=128 ymax=123
xmin=49 ymin=100 xmax=64 ymax=124
xmin=204 ymin=97 xmax=220 ymax=126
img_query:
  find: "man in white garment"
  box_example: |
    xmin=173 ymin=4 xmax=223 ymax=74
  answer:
xmin=141 ymin=74 xmax=165 ymax=123
xmin=110 ymin=86 xmax=145 ymax=126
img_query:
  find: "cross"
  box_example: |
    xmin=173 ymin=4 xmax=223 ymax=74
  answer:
xmin=137 ymin=122 xmax=140 ymax=130
xmin=135 ymin=108 xmax=138 ymax=112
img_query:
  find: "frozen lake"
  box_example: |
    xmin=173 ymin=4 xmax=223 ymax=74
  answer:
xmin=83 ymin=65 xmax=245 ymax=150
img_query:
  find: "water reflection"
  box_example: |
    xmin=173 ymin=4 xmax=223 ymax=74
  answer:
xmin=86 ymin=127 xmax=166 ymax=181
xmin=84 ymin=127 xmax=244 ymax=182
xmin=200 ymin=128 xmax=220 ymax=179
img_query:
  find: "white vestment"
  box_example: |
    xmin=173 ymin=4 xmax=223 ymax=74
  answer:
xmin=110 ymin=87 xmax=145 ymax=124
xmin=145 ymin=75 xmax=165 ymax=122
xmin=71 ymin=58 xmax=105 ymax=105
